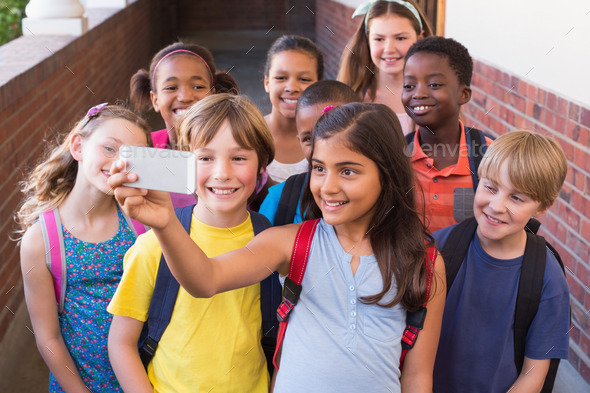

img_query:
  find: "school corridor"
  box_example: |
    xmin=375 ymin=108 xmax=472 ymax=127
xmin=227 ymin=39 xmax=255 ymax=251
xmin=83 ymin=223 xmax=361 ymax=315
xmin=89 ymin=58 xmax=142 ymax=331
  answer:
xmin=0 ymin=1 xmax=588 ymax=391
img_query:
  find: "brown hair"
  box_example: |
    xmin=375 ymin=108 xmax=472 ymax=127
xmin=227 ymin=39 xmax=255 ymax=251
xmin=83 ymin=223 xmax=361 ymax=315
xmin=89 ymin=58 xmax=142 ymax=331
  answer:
xmin=264 ymin=35 xmax=324 ymax=80
xmin=337 ymin=0 xmax=432 ymax=101
xmin=478 ymin=130 xmax=567 ymax=210
xmin=302 ymin=102 xmax=433 ymax=310
xmin=177 ymin=93 xmax=275 ymax=179
xmin=15 ymin=105 xmax=152 ymax=236
xmin=130 ymin=41 xmax=239 ymax=113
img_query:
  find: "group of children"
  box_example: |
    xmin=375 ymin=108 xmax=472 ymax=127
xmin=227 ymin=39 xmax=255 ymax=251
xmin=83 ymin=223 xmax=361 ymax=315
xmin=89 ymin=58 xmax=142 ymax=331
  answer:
xmin=15 ymin=1 xmax=570 ymax=392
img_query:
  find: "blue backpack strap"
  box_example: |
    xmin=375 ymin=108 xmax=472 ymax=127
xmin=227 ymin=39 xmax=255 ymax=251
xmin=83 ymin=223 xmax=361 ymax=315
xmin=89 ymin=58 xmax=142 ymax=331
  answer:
xmin=250 ymin=210 xmax=282 ymax=374
xmin=465 ymin=127 xmax=494 ymax=191
xmin=138 ymin=204 xmax=194 ymax=369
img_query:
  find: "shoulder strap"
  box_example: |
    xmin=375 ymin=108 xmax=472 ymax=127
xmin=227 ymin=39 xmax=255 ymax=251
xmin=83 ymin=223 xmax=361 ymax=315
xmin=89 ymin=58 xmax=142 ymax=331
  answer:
xmin=139 ymin=204 xmax=194 ymax=369
xmin=273 ymin=219 xmax=320 ymax=369
xmin=440 ymin=217 xmax=479 ymax=294
xmin=275 ymin=173 xmax=307 ymax=226
xmin=465 ymin=127 xmax=494 ymax=192
xmin=121 ymin=211 xmax=149 ymax=236
xmin=250 ymin=211 xmax=283 ymax=375
xmin=399 ymin=246 xmax=437 ymax=369
xmin=514 ymin=231 xmax=564 ymax=393
xmin=405 ymin=131 xmax=415 ymax=146
xmin=39 ymin=209 xmax=67 ymax=314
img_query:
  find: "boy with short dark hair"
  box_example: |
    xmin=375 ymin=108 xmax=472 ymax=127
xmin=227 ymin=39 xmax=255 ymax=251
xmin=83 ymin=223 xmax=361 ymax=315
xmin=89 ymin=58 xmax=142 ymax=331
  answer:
xmin=402 ymin=36 xmax=494 ymax=232
xmin=432 ymin=130 xmax=570 ymax=392
xmin=259 ymin=80 xmax=359 ymax=225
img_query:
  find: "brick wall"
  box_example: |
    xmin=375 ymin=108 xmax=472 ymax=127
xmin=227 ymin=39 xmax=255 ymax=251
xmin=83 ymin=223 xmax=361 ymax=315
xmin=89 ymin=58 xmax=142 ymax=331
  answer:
xmin=178 ymin=0 xmax=287 ymax=32
xmin=316 ymin=0 xmax=590 ymax=384
xmin=316 ymin=0 xmax=358 ymax=79
xmin=0 ymin=0 xmax=171 ymax=345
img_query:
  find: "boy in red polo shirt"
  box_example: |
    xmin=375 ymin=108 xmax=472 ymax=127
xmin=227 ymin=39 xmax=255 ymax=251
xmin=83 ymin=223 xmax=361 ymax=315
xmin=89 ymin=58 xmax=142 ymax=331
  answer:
xmin=402 ymin=37 xmax=493 ymax=232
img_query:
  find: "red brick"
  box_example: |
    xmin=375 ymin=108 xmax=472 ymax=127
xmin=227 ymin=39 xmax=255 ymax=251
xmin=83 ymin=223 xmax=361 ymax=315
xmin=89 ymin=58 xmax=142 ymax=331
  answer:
xmin=576 ymin=261 xmax=590 ymax=288
xmin=556 ymin=97 xmax=569 ymax=116
xmin=554 ymin=114 xmax=566 ymax=134
xmin=566 ymin=274 xmax=584 ymax=301
xmin=547 ymin=92 xmax=558 ymax=110
xmin=556 ymin=136 xmax=575 ymax=161
xmin=569 ymin=102 xmax=581 ymax=122
xmin=581 ymin=107 xmax=590 ymax=128
xmin=515 ymin=115 xmax=533 ymax=130
xmin=556 ymin=221 xmax=567 ymax=244
xmin=537 ymin=88 xmax=547 ymax=105
xmin=571 ymin=190 xmax=588 ymax=218
xmin=525 ymin=83 xmax=537 ymax=100
xmin=507 ymin=92 xmax=526 ymax=113
xmin=545 ymin=110 xmax=556 ymax=129
xmin=582 ymin=219 xmax=590 ymax=243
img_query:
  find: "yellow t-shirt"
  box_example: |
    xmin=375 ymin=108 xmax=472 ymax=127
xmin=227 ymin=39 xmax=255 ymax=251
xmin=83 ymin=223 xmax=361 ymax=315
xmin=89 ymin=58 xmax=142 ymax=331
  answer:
xmin=108 ymin=213 xmax=268 ymax=393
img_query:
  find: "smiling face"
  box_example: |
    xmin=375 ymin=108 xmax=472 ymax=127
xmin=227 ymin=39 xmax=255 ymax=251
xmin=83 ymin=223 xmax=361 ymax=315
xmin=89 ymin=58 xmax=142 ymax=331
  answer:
xmin=264 ymin=50 xmax=318 ymax=120
xmin=368 ymin=14 xmax=422 ymax=77
xmin=309 ymin=132 xmax=382 ymax=230
xmin=474 ymin=162 xmax=547 ymax=256
xmin=401 ymin=52 xmax=470 ymax=130
xmin=73 ymin=118 xmax=148 ymax=195
xmin=150 ymin=54 xmax=214 ymax=136
xmin=295 ymin=103 xmax=325 ymax=160
xmin=193 ymin=120 xmax=260 ymax=227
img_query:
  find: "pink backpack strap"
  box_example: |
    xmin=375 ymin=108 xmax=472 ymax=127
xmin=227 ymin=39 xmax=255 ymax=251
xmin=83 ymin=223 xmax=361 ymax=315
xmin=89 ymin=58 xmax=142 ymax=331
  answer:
xmin=151 ymin=129 xmax=169 ymax=149
xmin=121 ymin=211 xmax=148 ymax=236
xmin=39 ymin=209 xmax=67 ymax=314
xmin=399 ymin=245 xmax=438 ymax=369
xmin=273 ymin=218 xmax=320 ymax=369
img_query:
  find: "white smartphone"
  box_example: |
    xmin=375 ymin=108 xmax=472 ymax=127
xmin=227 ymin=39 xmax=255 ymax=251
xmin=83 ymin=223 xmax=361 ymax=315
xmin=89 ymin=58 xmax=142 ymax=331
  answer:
xmin=119 ymin=145 xmax=196 ymax=194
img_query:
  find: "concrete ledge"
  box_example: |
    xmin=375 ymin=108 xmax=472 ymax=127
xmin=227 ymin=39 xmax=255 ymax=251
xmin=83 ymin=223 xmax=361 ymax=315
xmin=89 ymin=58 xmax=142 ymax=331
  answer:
xmin=22 ymin=16 xmax=89 ymax=36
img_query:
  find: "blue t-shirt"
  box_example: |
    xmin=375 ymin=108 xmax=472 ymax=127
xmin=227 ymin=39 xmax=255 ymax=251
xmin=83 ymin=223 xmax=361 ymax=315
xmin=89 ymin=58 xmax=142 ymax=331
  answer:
xmin=432 ymin=225 xmax=570 ymax=393
xmin=259 ymin=175 xmax=305 ymax=225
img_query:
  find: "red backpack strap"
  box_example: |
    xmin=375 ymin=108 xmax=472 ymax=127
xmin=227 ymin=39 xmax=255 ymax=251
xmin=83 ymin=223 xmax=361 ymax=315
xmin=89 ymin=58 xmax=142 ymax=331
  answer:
xmin=273 ymin=219 xmax=320 ymax=369
xmin=399 ymin=246 xmax=437 ymax=369
xmin=39 ymin=209 xmax=67 ymax=314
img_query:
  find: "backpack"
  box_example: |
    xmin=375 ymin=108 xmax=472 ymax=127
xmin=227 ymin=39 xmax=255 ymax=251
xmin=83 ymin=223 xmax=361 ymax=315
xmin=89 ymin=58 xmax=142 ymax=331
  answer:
xmin=405 ymin=126 xmax=494 ymax=191
xmin=39 ymin=208 xmax=148 ymax=314
xmin=440 ymin=216 xmax=567 ymax=393
xmin=273 ymin=219 xmax=437 ymax=369
xmin=137 ymin=205 xmax=282 ymax=375
xmin=275 ymin=172 xmax=307 ymax=226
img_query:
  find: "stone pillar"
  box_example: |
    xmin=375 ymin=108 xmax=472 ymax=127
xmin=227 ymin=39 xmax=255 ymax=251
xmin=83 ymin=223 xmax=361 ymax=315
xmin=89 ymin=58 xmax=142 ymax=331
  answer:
xmin=85 ymin=0 xmax=128 ymax=8
xmin=22 ymin=0 xmax=88 ymax=36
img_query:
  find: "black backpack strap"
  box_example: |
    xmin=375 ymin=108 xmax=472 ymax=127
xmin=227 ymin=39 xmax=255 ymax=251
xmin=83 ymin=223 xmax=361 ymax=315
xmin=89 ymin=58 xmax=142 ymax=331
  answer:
xmin=275 ymin=173 xmax=308 ymax=226
xmin=138 ymin=204 xmax=194 ymax=369
xmin=516 ymin=227 xmax=566 ymax=393
xmin=250 ymin=211 xmax=282 ymax=375
xmin=440 ymin=217 xmax=479 ymax=294
xmin=465 ymin=127 xmax=494 ymax=192
xmin=513 ymin=232 xmax=547 ymax=373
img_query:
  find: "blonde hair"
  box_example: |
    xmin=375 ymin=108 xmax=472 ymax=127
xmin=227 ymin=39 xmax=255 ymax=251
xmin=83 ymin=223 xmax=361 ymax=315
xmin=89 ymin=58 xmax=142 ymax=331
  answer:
xmin=176 ymin=93 xmax=275 ymax=174
xmin=15 ymin=105 xmax=152 ymax=237
xmin=478 ymin=130 xmax=567 ymax=210
xmin=337 ymin=0 xmax=432 ymax=101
